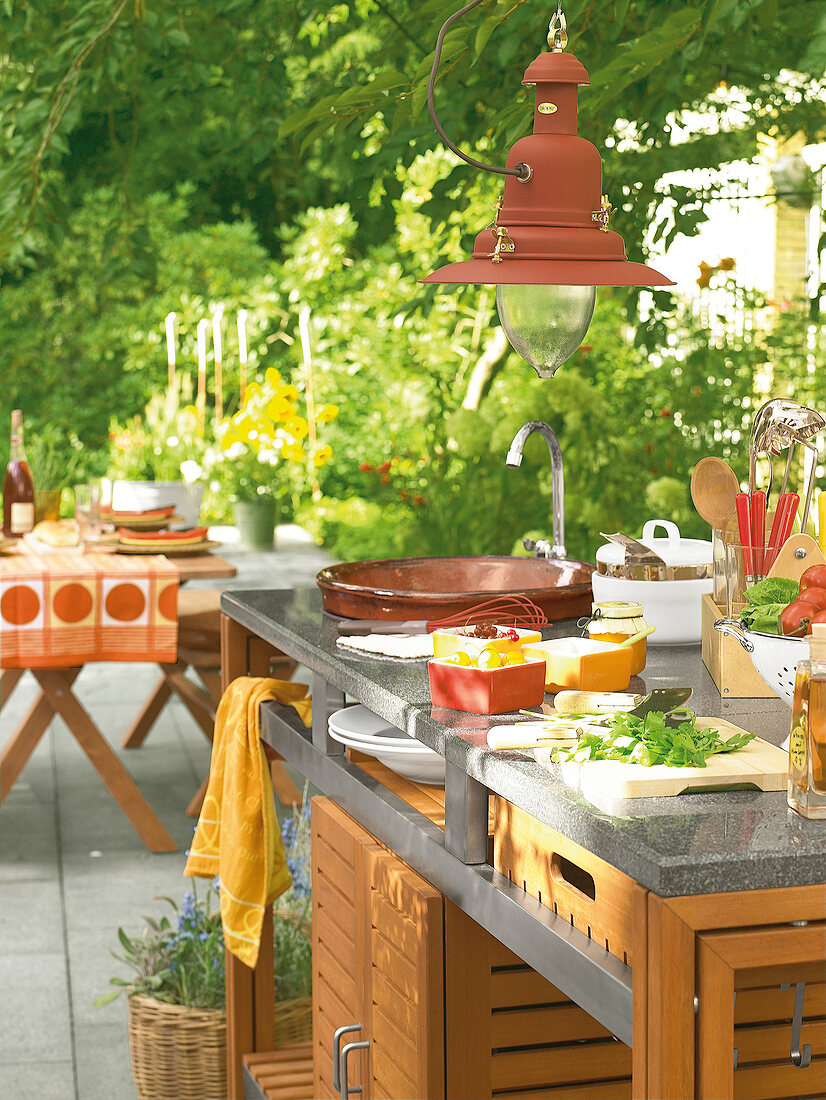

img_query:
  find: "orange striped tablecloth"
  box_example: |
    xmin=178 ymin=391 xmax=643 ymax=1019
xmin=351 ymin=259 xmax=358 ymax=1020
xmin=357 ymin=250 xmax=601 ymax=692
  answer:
xmin=0 ymin=544 xmax=178 ymax=669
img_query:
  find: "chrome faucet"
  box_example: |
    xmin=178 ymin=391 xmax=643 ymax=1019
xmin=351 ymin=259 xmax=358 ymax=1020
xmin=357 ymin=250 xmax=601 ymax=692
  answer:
xmin=505 ymin=420 xmax=566 ymax=559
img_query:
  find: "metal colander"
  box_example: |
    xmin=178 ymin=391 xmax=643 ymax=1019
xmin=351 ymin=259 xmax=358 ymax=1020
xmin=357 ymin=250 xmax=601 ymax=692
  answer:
xmin=714 ymin=618 xmax=807 ymax=706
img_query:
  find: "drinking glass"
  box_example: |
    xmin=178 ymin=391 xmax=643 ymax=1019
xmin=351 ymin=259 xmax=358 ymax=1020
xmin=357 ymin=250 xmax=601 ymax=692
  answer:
xmin=74 ymin=484 xmax=102 ymax=545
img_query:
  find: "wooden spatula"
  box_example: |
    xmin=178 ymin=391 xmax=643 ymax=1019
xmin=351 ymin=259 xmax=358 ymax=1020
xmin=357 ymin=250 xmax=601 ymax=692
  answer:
xmin=767 ymin=533 xmax=826 ymax=583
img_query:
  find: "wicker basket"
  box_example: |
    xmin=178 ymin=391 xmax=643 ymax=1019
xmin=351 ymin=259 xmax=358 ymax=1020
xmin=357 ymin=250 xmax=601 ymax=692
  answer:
xmin=127 ymin=995 xmax=226 ymax=1100
xmin=274 ymin=994 xmax=312 ymax=1044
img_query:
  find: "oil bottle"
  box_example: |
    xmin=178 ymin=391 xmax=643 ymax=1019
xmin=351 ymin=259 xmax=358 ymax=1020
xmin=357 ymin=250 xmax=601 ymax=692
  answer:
xmin=788 ymin=623 xmax=826 ymax=819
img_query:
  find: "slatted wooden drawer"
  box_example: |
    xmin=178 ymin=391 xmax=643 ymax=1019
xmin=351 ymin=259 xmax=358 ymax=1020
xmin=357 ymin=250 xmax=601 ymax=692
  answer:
xmin=446 ymin=902 xmax=632 ymax=1099
xmin=494 ymin=797 xmax=645 ymax=966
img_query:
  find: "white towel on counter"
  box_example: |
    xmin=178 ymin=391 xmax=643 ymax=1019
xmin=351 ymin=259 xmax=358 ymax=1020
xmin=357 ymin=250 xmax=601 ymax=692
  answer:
xmin=337 ymin=633 xmax=435 ymax=659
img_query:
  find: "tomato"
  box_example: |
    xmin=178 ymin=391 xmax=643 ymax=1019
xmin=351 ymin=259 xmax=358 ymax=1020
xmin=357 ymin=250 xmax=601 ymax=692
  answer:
xmin=778 ymin=600 xmax=814 ymax=637
xmin=797 ymin=586 xmax=826 ymax=610
xmin=809 ymin=608 xmax=826 ymax=631
xmin=799 ymin=565 xmax=826 ymax=592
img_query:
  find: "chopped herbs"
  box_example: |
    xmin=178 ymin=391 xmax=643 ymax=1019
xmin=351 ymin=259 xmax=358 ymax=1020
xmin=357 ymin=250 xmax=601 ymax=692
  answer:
xmin=554 ymin=710 xmax=755 ymax=769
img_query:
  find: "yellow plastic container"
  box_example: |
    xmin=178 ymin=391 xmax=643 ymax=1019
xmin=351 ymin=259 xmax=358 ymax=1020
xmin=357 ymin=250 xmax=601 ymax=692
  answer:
xmin=522 ymin=637 xmax=633 ymax=694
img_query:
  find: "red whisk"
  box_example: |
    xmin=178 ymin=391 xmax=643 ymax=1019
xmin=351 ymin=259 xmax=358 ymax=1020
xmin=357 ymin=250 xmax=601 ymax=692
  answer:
xmin=428 ymin=595 xmax=548 ymax=631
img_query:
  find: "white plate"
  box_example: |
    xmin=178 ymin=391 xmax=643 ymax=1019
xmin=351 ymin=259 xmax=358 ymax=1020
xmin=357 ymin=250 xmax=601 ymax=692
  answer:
xmin=326 ymin=715 xmax=445 ymax=785
xmin=328 ymin=705 xmax=414 ymax=746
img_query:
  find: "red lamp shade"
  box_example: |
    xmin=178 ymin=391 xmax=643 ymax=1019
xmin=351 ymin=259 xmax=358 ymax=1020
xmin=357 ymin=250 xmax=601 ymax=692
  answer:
xmin=422 ymin=51 xmax=673 ymax=289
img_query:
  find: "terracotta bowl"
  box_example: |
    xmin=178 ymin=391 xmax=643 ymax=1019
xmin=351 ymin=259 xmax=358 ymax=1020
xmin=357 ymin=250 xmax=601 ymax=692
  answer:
xmin=316 ymin=555 xmax=594 ymax=623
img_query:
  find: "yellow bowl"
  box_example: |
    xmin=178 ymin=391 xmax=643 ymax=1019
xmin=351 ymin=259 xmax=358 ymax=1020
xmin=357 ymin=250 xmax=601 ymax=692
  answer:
xmin=522 ymin=637 xmax=633 ymax=694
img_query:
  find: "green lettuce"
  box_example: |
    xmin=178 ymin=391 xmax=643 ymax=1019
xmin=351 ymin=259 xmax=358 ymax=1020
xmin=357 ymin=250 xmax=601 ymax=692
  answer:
xmin=740 ymin=577 xmax=799 ymax=634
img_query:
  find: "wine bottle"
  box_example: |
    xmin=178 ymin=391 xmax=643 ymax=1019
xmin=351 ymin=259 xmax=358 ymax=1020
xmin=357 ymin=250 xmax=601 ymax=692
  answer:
xmin=3 ymin=409 xmax=35 ymax=537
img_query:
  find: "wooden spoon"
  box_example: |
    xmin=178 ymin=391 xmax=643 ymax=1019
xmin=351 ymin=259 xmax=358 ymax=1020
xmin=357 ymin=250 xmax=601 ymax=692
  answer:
xmin=690 ymin=457 xmax=740 ymax=531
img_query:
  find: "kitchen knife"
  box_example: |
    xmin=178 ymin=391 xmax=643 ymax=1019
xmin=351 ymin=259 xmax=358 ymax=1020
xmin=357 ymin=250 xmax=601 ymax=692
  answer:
xmin=553 ymin=687 xmax=693 ymax=719
xmin=631 ymin=687 xmax=693 ymax=718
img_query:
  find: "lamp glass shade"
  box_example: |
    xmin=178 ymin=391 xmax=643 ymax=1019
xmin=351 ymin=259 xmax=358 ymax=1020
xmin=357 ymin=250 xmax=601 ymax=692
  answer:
xmin=495 ymin=283 xmax=596 ymax=378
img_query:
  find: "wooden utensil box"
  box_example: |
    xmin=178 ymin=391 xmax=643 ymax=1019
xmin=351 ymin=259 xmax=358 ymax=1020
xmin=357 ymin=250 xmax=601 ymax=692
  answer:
xmin=701 ymin=592 xmax=775 ymax=699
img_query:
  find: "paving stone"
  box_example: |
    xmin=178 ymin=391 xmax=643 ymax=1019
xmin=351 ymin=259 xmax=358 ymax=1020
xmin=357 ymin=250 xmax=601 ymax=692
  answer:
xmin=0 ymin=953 xmax=72 ymax=1063
xmin=0 ymin=1060 xmax=76 ymax=1099
xmin=0 ymin=879 xmax=63 ymax=955
xmin=74 ymin=1020 xmax=138 ymax=1100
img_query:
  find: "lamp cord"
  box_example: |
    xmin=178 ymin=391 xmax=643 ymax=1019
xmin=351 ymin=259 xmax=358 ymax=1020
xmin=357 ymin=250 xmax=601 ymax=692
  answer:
xmin=426 ymin=0 xmax=532 ymax=182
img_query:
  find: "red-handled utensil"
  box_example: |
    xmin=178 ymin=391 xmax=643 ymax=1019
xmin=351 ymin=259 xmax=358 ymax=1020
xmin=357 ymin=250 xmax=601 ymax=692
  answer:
xmin=763 ymin=492 xmax=800 ymax=573
xmin=735 ymin=492 xmax=755 ymax=583
xmin=750 ymin=490 xmax=767 ymax=579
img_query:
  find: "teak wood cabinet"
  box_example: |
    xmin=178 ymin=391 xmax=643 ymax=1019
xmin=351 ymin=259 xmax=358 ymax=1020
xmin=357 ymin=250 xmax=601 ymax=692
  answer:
xmin=311 ymin=797 xmax=444 ymax=1100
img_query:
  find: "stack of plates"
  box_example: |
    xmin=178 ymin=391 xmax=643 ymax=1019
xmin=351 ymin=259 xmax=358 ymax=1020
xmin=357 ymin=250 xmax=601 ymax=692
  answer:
xmin=111 ymin=506 xmax=182 ymax=532
xmin=328 ymin=705 xmax=445 ymax=785
xmin=115 ymin=525 xmax=220 ymax=556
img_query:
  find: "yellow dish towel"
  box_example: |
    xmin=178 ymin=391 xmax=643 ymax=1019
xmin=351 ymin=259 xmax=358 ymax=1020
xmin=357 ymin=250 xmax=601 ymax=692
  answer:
xmin=184 ymin=676 xmax=312 ymax=968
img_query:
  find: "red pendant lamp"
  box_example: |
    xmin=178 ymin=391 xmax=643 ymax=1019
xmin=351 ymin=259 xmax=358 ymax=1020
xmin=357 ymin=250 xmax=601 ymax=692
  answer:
xmin=422 ymin=1 xmax=674 ymax=378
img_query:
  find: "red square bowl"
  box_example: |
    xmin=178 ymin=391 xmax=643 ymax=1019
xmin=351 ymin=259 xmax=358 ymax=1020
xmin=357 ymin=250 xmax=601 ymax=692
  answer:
xmin=427 ymin=657 xmax=546 ymax=715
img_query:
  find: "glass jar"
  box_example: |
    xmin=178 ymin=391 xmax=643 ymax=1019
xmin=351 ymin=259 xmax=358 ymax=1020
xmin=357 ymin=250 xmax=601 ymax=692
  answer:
xmin=585 ymin=601 xmax=648 ymax=676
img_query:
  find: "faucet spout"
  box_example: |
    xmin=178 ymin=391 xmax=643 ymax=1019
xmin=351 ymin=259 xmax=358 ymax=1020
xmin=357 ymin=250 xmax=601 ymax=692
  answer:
xmin=505 ymin=420 xmax=566 ymax=558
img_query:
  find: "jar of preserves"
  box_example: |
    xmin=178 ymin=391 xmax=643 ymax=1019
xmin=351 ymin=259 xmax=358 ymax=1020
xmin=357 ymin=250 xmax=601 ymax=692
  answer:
xmin=584 ymin=601 xmax=648 ymax=676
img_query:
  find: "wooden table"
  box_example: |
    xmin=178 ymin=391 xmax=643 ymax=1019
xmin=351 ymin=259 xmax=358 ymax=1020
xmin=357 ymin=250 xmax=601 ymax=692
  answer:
xmin=0 ymin=548 xmax=237 ymax=852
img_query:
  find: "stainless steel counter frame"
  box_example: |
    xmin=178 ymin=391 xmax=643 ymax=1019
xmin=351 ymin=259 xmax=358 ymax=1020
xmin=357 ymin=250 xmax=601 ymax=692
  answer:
xmin=261 ymin=681 xmax=634 ymax=1047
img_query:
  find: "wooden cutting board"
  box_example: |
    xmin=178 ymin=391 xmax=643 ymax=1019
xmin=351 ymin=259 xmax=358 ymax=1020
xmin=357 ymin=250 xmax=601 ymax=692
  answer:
xmin=539 ymin=717 xmax=788 ymax=800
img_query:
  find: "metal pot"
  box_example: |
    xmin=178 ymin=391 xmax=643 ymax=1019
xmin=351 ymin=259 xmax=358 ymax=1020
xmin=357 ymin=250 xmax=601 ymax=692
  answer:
xmin=592 ymin=521 xmax=713 ymax=645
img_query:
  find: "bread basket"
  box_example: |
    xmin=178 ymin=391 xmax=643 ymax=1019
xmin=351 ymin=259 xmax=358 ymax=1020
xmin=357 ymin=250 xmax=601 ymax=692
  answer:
xmin=713 ymin=618 xmax=807 ymax=705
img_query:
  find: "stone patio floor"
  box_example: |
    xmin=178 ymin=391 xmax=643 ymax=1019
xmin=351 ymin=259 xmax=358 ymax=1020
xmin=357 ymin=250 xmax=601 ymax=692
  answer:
xmin=0 ymin=527 xmax=332 ymax=1100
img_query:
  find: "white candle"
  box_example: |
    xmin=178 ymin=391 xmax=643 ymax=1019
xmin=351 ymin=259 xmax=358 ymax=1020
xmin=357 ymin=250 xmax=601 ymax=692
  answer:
xmin=298 ymin=305 xmax=320 ymax=502
xmin=165 ymin=312 xmax=176 ymax=391
xmin=212 ymin=310 xmax=223 ymax=422
xmin=237 ymin=309 xmax=248 ymax=401
xmin=196 ymin=318 xmax=209 ymax=433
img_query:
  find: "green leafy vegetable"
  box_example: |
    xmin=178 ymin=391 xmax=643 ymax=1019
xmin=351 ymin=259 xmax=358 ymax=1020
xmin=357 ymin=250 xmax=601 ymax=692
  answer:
xmin=740 ymin=577 xmax=799 ymax=634
xmin=743 ymin=577 xmax=799 ymax=606
xmin=554 ymin=711 xmax=755 ymax=769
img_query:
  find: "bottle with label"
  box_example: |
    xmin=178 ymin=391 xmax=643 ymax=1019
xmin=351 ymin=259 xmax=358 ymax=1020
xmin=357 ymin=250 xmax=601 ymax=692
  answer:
xmin=788 ymin=623 xmax=826 ymax=819
xmin=3 ymin=409 xmax=35 ymax=538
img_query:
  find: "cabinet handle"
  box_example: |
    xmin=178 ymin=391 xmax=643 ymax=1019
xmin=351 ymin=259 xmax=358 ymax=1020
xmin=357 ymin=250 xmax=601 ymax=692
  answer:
xmin=340 ymin=1039 xmax=370 ymax=1100
xmin=332 ymin=1023 xmax=362 ymax=1091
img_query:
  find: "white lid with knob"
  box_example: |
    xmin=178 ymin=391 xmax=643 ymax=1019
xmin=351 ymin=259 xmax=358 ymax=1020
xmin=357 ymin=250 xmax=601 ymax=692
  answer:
xmin=595 ymin=520 xmax=712 ymax=568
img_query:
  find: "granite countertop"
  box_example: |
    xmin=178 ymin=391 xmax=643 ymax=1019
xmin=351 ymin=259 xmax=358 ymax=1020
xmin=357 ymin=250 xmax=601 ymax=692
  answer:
xmin=223 ymin=586 xmax=826 ymax=897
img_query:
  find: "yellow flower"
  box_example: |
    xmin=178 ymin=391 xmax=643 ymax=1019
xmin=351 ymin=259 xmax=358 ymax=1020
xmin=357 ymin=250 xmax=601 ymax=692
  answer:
xmin=221 ymin=427 xmax=244 ymax=449
xmin=285 ymin=415 xmax=309 ymax=439
xmin=265 ymin=367 xmax=282 ymax=388
xmin=279 ymin=384 xmax=299 ymax=401
xmin=317 ymin=404 xmax=339 ymax=423
xmin=266 ymin=396 xmax=295 ymax=422
xmin=283 ymin=443 xmax=305 ymax=462
xmin=242 ymin=381 xmax=262 ymax=409
xmin=313 ymin=444 xmax=333 ymax=467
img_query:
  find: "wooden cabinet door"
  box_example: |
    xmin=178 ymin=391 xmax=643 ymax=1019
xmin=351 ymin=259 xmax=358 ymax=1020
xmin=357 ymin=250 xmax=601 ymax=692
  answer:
xmin=362 ymin=845 xmax=445 ymax=1100
xmin=311 ymin=797 xmax=445 ymax=1100
xmin=311 ymin=797 xmax=380 ymax=1099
